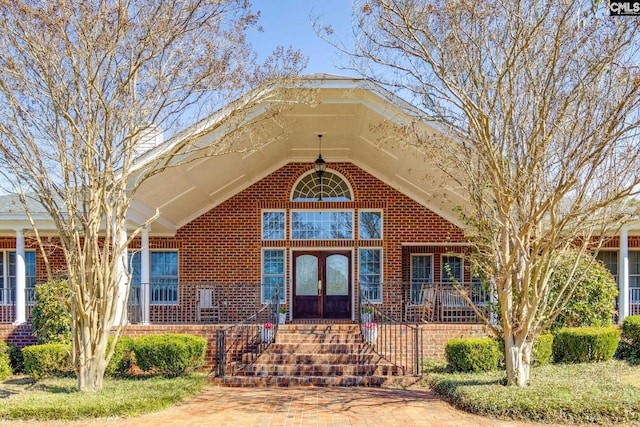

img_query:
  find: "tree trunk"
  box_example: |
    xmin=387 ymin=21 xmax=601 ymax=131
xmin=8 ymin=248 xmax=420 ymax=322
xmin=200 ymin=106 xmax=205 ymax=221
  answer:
xmin=74 ymin=321 xmax=111 ymax=392
xmin=504 ymin=334 xmax=533 ymax=387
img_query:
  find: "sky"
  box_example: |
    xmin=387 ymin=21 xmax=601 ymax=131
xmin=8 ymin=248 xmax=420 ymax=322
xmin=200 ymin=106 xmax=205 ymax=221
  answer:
xmin=248 ymin=0 xmax=358 ymax=77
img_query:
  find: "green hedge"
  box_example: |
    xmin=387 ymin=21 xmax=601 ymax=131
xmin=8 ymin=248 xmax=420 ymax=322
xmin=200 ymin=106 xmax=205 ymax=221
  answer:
xmin=533 ymin=333 xmax=554 ymax=366
xmin=22 ymin=343 xmax=73 ymax=380
xmin=553 ymin=327 xmax=620 ymax=363
xmin=105 ymin=336 xmax=136 ymax=377
xmin=0 ymin=342 xmax=13 ymax=380
xmin=133 ymin=334 xmax=206 ymax=376
xmin=445 ymin=337 xmax=499 ymax=373
xmin=622 ymin=315 xmax=640 ymax=345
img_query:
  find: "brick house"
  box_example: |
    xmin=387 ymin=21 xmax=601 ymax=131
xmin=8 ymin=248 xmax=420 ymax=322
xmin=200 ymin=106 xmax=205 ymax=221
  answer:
xmin=0 ymin=75 xmax=637 ymax=360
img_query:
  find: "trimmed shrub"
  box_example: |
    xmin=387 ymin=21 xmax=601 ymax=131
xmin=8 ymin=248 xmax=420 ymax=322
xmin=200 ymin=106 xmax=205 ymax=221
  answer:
xmin=6 ymin=342 xmax=24 ymax=373
xmin=617 ymin=315 xmax=640 ymax=363
xmin=622 ymin=315 xmax=640 ymax=345
xmin=553 ymin=327 xmax=620 ymax=363
xmin=31 ymin=278 xmax=71 ymax=344
xmin=445 ymin=337 xmax=500 ymax=373
xmin=133 ymin=334 xmax=206 ymax=376
xmin=22 ymin=343 xmax=73 ymax=380
xmin=0 ymin=342 xmax=13 ymax=380
xmin=548 ymin=251 xmax=618 ymax=331
xmin=105 ymin=336 xmax=136 ymax=377
xmin=533 ymin=333 xmax=554 ymax=366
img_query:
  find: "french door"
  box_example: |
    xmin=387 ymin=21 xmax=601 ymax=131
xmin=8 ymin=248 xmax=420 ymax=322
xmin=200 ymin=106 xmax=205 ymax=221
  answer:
xmin=292 ymin=250 xmax=351 ymax=319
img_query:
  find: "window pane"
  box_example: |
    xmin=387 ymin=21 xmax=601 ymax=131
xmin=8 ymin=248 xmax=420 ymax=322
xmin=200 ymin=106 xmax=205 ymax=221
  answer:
xmin=262 ymin=211 xmax=285 ymax=240
xmin=359 ymin=249 xmax=382 ymax=302
xmin=8 ymin=251 xmax=37 ymax=304
xmin=411 ymin=255 xmax=432 ymax=303
xmin=291 ymin=211 xmax=353 ymax=240
xmin=359 ymin=211 xmax=382 ymax=239
xmin=263 ymin=249 xmax=285 ymax=302
xmin=442 ymin=256 xmax=463 ymax=284
xmin=292 ymin=171 xmax=352 ymax=201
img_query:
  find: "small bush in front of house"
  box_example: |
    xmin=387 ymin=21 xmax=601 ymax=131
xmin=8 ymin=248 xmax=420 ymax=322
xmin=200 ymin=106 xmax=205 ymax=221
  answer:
xmin=6 ymin=342 xmax=24 ymax=373
xmin=533 ymin=333 xmax=554 ymax=366
xmin=105 ymin=336 xmax=136 ymax=377
xmin=133 ymin=334 xmax=206 ymax=376
xmin=31 ymin=278 xmax=71 ymax=345
xmin=22 ymin=343 xmax=73 ymax=381
xmin=0 ymin=342 xmax=13 ymax=380
xmin=617 ymin=315 xmax=640 ymax=363
xmin=553 ymin=327 xmax=620 ymax=363
xmin=445 ymin=337 xmax=500 ymax=373
xmin=548 ymin=250 xmax=618 ymax=331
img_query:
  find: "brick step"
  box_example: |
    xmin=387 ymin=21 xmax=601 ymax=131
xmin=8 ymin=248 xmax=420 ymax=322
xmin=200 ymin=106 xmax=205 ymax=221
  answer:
xmin=255 ymin=352 xmax=379 ymax=365
xmin=213 ymin=375 xmax=390 ymax=387
xmin=274 ymin=332 xmax=363 ymax=344
xmin=243 ymin=363 xmax=401 ymax=377
xmin=266 ymin=343 xmax=371 ymax=354
xmin=277 ymin=324 xmax=361 ymax=334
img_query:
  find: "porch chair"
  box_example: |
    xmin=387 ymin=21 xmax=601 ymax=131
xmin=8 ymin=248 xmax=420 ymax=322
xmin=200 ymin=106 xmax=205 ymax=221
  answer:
xmin=439 ymin=288 xmax=474 ymax=322
xmin=405 ymin=284 xmax=437 ymax=322
xmin=197 ymin=288 xmax=221 ymax=323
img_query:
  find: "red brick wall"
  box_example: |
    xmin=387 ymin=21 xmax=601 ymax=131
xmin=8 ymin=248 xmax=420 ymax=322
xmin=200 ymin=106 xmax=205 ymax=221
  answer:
xmin=167 ymin=162 xmax=468 ymax=316
xmin=0 ymin=324 xmax=37 ymax=348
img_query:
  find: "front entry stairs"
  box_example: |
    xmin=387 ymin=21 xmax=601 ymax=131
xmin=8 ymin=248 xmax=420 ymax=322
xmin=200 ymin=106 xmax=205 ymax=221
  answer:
xmin=214 ymin=323 xmax=406 ymax=387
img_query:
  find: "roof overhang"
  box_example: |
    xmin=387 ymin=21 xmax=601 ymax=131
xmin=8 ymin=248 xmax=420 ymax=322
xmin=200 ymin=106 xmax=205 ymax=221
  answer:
xmin=131 ymin=75 xmax=468 ymax=235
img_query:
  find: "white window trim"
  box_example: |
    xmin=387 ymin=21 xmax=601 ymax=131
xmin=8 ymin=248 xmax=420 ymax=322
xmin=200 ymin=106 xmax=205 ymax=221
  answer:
xmin=261 ymin=248 xmax=287 ymax=304
xmin=290 ymin=168 xmax=354 ymax=202
xmin=358 ymin=209 xmax=383 ymax=240
xmin=261 ymin=209 xmax=286 ymax=240
xmin=410 ymin=254 xmax=434 ymax=282
xmin=441 ymin=254 xmax=465 ymax=284
xmin=144 ymin=250 xmax=180 ymax=306
xmin=290 ymin=209 xmax=355 ymax=241
xmin=358 ymin=247 xmax=383 ymax=304
xmin=1 ymin=250 xmax=37 ymax=306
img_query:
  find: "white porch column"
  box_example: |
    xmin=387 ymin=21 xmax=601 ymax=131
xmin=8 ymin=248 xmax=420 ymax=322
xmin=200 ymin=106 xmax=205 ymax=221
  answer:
xmin=141 ymin=228 xmax=151 ymax=324
xmin=13 ymin=229 xmax=26 ymax=325
xmin=619 ymin=227 xmax=629 ymax=321
xmin=114 ymin=229 xmax=128 ymax=325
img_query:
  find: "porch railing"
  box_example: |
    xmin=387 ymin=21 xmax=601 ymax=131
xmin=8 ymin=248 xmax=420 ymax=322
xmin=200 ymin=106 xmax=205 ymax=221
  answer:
xmin=358 ymin=287 xmax=422 ymax=376
xmin=213 ymin=289 xmax=280 ymax=377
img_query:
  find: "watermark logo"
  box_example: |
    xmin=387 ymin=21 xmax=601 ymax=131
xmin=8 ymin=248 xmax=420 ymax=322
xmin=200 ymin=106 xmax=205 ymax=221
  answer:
xmin=609 ymin=1 xmax=640 ymax=15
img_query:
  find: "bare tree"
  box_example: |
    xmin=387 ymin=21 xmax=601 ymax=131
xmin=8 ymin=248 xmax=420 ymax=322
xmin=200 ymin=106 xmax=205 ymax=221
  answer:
xmin=0 ymin=0 xmax=304 ymax=392
xmin=338 ymin=0 xmax=640 ymax=386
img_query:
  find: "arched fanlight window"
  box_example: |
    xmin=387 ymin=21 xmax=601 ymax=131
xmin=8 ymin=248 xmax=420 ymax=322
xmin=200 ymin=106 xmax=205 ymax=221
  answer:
xmin=291 ymin=170 xmax=352 ymax=202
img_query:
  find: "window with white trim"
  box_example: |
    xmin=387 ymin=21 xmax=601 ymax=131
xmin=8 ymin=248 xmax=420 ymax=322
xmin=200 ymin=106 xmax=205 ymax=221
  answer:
xmin=262 ymin=249 xmax=285 ymax=303
xmin=262 ymin=210 xmax=285 ymax=240
xmin=291 ymin=211 xmax=353 ymax=240
xmin=442 ymin=255 xmax=463 ymax=284
xmin=0 ymin=251 xmax=36 ymax=305
xmin=359 ymin=211 xmax=382 ymax=239
xmin=130 ymin=251 xmax=179 ymax=305
xmin=596 ymin=251 xmax=618 ymax=285
xmin=292 ymin=171 xmax=352 ymax=201
xmin=359 ymin=248 xmax=382 ymax=303
xmin=629 ymin=251 xmax=640 ymax=304
xmin=410 ymin=254 xmax=432 ymax=303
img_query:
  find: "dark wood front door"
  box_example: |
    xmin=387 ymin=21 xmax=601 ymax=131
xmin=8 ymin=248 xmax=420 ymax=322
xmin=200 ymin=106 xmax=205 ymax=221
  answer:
xmin=293 ymin=251 xmax=351 ymax=319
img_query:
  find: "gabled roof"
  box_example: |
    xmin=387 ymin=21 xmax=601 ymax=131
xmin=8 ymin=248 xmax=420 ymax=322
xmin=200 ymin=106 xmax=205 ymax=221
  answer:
xmin=130 ymin=75 xmax=468 ymax=235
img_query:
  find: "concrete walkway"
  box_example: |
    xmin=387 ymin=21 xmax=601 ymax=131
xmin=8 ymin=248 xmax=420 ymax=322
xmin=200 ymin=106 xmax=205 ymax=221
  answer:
xmin=0 ymin=385 xmax=587 ymax=427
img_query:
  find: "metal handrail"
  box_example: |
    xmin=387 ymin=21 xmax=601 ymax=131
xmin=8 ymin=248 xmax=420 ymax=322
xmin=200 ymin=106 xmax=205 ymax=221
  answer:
xmin=358 ymin=287 xmax=422 ymax=376
xmin=214 ymin=289 xmax=280 ymax=377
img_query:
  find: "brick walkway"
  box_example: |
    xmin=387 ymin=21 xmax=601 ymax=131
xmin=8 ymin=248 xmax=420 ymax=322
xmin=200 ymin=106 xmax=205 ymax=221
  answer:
xmin=0 ymin=385 xmax=582 ymax=427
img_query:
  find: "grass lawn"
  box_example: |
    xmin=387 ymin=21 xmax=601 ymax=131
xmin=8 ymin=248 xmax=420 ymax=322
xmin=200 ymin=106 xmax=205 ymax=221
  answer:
xmin=426 ymin=359 xmax=640 ymax=425
xmin=0 ymin=374 xmax=206 ymax=421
